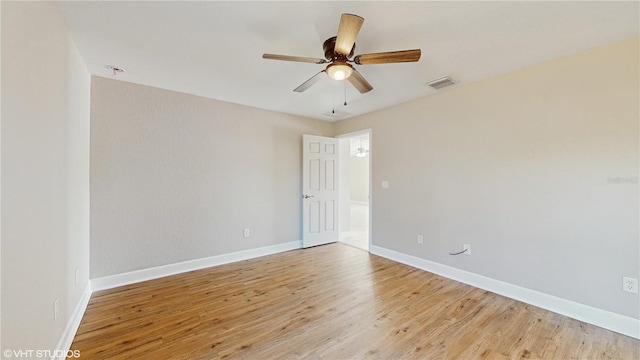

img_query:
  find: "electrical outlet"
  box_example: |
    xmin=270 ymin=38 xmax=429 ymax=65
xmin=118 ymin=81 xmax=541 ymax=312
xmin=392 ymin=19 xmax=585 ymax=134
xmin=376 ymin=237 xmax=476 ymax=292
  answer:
xmin=417 ymin=235 xmax=423 ymax=244
xmin=243 ymin=229 xmax=250 ymax=238
xmin=54 ymin=298 xmax=59 ymax=320
xmin=463 ymin=244 xmax=471 ymax=255
xmin=623 ymin=277 xmax=638 ymax=294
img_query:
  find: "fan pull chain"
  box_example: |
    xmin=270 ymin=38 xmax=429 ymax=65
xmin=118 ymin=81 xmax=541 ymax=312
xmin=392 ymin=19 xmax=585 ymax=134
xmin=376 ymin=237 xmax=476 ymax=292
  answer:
xmin=344 ymin=81 xmax=348 ymax=106
xmin=332 ymin=92 xmax=335 ymax=114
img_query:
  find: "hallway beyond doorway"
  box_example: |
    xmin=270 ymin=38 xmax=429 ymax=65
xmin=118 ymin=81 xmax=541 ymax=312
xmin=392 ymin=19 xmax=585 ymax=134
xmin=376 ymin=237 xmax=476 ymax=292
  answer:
xmin=339 ymin=202 xmax=369 ymax=251
xmin=338 ymin=131 xmax=370 ymax=252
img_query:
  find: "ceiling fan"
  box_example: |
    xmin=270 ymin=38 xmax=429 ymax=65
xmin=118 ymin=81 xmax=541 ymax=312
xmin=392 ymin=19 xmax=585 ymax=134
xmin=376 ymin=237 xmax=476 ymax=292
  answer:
xmin=263 ymin=13 xmax=421 ymax=94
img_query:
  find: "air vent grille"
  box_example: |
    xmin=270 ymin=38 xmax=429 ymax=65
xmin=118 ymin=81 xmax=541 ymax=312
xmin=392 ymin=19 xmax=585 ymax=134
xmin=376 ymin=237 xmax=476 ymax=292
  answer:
xmin=324 ymin=110 xmax=350 ymax=119
xmin=427 ymin=76 xmax=456 ymax=89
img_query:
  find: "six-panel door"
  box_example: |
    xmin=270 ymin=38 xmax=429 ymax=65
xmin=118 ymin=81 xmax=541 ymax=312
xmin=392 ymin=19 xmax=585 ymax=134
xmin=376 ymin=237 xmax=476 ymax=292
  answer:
xmin=302 ymin=134 xmax=339 ymax=248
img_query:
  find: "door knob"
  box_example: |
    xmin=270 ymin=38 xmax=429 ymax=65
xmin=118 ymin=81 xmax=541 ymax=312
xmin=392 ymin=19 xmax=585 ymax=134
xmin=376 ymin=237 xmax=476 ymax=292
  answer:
xmin=303 ymin=195 xmax=314 ymax=199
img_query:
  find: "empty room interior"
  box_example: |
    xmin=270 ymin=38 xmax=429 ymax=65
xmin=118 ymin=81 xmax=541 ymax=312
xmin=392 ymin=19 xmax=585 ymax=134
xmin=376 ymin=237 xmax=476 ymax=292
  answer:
xmin=2 ymin=1 xmax=639 ymax=359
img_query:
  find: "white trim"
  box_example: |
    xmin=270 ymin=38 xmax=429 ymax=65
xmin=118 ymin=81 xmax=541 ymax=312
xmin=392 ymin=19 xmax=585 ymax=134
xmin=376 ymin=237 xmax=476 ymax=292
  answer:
xmin=335 ymin=129 xmax=372 ymax=139
xmin=91 ymin=241 xmax=301 ymax=291
xmin=370 ymin=245 xmax=640 ymax=339
xmin=54 ymin=282 xmax=92 ymax=360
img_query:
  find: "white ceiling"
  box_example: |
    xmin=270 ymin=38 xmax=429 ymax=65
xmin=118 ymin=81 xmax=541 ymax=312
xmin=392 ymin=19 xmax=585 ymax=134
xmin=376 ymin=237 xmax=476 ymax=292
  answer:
xmin=56 ymin=1 xmax=638 ymax=122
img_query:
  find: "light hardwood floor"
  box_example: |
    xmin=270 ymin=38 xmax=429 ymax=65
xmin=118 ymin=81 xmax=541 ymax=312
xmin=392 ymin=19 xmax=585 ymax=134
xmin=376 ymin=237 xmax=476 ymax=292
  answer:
xmin=71 ymin=244 xmax=639 ymax=359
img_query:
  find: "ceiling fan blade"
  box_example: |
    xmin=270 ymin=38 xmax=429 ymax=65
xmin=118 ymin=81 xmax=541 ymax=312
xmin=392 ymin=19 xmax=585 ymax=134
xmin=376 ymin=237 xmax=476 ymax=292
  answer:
xmin=294 ymin=70 xmax=326 ymax=92
xmin=263 ymin=53 xmax=327 ymax=64
xmin=354 ymin=49 xmax=421 ymax=65
xmin=334 ymin=13 xmax=364 ymax=56
xmin=348 ymin=69 xmax=373 ymax=94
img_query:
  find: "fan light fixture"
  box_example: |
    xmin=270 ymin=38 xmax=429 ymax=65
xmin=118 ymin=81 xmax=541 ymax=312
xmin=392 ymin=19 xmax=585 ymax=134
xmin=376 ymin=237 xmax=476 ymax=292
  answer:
xmin=355 ymin=140 xmax=368 ymax=157
xmin=327 ymin=62 xmax=353 ymax=80
xmin=263 ymin=13 xmax=422 ymax=94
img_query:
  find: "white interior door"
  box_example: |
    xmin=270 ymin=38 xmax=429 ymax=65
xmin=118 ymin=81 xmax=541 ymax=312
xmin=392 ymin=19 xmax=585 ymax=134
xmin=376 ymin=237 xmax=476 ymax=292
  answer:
xmin=302 ymin=134 xmax=339 ymax=248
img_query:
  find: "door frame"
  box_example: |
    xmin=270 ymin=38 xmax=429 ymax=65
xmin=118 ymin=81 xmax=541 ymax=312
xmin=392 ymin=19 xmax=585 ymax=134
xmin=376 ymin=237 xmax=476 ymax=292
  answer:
xmin=336 ymin=129 xmax=372 ymax=252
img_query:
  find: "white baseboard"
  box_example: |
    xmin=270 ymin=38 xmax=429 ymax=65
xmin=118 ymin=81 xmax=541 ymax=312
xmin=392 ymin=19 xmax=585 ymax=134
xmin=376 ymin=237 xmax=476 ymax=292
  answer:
xmin=54 ymin=282 xmax=92 ymax=360
xmin=91 ymin=241 xmax=301 ymax=291
xmin=370 ymin=245 xmax=640 ymax=339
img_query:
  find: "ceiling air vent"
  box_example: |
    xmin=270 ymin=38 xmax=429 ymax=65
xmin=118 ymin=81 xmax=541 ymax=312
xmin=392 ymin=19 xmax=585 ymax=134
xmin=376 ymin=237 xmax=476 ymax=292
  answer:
xmin=427 ymin=76 xmax=456 ymax=90
xmin=324 ymin=110 xmax=350 ymax=119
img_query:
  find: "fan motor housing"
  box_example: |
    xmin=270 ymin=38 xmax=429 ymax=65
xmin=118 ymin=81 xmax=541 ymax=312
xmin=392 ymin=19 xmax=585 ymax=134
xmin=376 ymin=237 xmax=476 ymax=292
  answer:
xmin=323 ymin=36 xmax=355 ymax=60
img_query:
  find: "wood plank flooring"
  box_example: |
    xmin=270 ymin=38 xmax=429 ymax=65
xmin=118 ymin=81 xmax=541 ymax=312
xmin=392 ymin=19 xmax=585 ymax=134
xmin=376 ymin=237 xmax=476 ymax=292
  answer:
xmin=70 ymin=244 xmax=639 ymax=359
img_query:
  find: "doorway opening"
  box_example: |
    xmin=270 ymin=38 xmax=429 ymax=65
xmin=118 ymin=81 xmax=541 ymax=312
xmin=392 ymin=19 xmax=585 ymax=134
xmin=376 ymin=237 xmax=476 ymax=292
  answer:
xmin=338 ymin=131 xmax=371 ymax=251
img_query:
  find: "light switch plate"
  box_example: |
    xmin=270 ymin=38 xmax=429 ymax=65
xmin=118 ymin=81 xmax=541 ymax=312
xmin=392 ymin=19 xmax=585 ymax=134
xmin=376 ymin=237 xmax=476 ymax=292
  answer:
xmin=381 ymin=181 xmax=389 ymax=189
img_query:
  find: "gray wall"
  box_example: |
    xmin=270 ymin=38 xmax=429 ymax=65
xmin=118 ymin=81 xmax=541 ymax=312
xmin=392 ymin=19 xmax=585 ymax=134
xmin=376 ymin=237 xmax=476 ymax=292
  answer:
xmin=90 ymin=77 xmax=334 ymax=278
xmin=1 ymin=1 xmax=91 ymax=351
xmin=335 ymin=37 xmax=639 ymax=319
